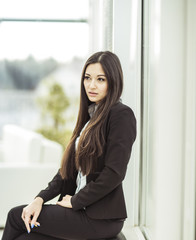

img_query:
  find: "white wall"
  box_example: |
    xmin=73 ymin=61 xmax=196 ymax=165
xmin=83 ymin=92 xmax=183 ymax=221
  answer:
xmin=113 ymin=0 xmax=142 ymax=228
xmin=144 ymin=0 xmax=186 ymax=238
xmin=113 ymin=0 xmax=196 ymax=239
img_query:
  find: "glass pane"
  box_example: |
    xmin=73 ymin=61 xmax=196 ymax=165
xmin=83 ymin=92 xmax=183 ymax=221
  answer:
xmin=0 ymin=21 xmax=89 ymax=143
xmin=0 ymin=22 xmax=89 ymax=61
xmin=0 ymin=0 xmax=89 ymax=19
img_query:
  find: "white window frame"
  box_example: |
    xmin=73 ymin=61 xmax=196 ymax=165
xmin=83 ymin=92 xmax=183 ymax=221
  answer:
xmin=182 ymin=0 xmax=196 ymax=239
xmin=137 ymin=0 xmax=196 ymax=239
xmin=113 ymin=0 xmax=144 ymax=239
xmin=113 ymin=1 xmax=196 ymax=240
xmin=89 ymin=0 xmax=113 ymax=53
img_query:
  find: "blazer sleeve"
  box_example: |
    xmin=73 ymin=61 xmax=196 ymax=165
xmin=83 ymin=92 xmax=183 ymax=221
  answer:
xmin=35 ymin=169 xmax=64 ymax=203
xmin=71 ymin=106 xmax=137 ymax=211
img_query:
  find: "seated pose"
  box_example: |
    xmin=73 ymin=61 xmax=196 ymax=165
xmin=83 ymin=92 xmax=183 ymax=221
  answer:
xmin=2 ymin=51 xmax=137 ymax=240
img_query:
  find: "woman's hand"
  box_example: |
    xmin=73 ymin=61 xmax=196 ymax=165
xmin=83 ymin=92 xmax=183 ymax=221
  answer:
xmin=21 ymin=197 xmax=43 ymax=233
xmin=56 ymin=195 xmax=72 ymax=208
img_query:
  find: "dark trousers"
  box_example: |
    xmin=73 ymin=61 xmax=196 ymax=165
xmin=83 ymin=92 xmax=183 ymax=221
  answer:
xmin=1 ymin=205 xmax=124 ymax=240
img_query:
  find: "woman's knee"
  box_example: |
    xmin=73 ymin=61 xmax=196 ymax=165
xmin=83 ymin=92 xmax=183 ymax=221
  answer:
xmin=7 ymin=205 xmax=26 ymax=221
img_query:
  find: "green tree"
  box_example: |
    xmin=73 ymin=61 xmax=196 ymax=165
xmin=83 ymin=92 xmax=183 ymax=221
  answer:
xmin=36 ymin=81 xmax=72 ymax=148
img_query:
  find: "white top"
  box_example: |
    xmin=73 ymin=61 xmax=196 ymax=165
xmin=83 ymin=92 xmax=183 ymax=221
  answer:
xmin=75 ymin=168 xmax=87 ymax=194
xmin=75 ymin=121 xmax=89 ymax=194
xmin=74 ymin=103 xmax=98 ymax=195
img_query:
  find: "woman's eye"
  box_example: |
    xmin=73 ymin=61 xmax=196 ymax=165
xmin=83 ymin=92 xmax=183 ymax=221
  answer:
xmin=98 ymin=78 xmax=105 ymax=82
xmin=84 ymin=76 xmax=90 ymax=80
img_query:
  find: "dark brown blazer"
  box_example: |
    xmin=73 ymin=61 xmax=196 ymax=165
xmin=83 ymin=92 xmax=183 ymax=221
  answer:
xmin=36 ymin=101 xmax=137 ymax=220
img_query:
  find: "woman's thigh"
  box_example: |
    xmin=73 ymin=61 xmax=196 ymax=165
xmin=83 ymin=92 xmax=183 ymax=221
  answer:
xmin=28 ymin=205 xmax=95 ymax=239
xmin=15 ymin=232 xmax=63 ymax=240
xmin=10 ymin=204 xmax=123 ymax=240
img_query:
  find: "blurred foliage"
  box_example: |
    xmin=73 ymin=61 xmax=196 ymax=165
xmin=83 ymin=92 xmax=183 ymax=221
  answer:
xmin=0 ymin=56 xmax=58 ymax=90
xmin=37 ymin=127 xmax=72 ymax=149
xmin=36 ymin=81 xmax=72 ymax=148
xmin=37 ymin=81 xmax=70 ymax=129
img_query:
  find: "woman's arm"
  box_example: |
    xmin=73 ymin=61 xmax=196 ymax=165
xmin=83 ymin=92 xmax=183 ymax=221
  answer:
xmin=71 ymin=107 xmax=137 ymax=210
xmin=35 ymin=169 xmax=64 ymax=203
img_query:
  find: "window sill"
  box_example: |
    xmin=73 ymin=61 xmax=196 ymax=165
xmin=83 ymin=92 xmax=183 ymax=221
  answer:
xmin=122 ymin=226 xmax=146 ymax=240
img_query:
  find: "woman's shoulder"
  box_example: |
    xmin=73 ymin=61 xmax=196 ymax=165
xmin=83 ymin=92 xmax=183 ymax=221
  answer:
xmin=109 ymin=101 xmax=136 ymax=118
xmin=105 ymin=101 xmax=137 ymax=128
xmin=106 ymin=101 xmax=137 ymax=141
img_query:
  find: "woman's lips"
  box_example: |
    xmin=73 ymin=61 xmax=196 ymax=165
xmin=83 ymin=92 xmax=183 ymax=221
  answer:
xmin=88 ymin=92 xmax=98 ymax=96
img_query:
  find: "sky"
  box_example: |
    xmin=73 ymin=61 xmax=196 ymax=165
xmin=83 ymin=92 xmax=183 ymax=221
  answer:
xmin=0 ymin=0 xmax=89 ymax=62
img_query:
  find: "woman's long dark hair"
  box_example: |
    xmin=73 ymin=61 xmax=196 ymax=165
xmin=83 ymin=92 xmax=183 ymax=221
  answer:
xmin=60 ymin=51 xmax=123 ymax=179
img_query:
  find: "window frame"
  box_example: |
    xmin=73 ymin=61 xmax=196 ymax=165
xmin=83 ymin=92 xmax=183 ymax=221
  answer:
xmin=182 ymin=0 xmax=196 ymax=239
xmin=113 ymin=0 xmax=144 ymax=239
xmin=0 ymin=18 xmax=87 ymax=23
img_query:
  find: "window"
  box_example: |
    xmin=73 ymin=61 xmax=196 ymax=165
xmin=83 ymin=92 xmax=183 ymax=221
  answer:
xmin=0 ymin=0 xmax=89 ymax=146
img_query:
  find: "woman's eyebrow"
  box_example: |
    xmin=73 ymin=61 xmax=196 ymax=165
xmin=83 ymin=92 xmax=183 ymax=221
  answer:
xmin=97 ymin=74 xmax=106 ymax=77
xmin=85 ymin=73 xmax=106 ymax=77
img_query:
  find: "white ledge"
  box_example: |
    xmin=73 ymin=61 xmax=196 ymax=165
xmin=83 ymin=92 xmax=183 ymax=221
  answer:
xmin=122 ymin=226 xmax=146 ymax=240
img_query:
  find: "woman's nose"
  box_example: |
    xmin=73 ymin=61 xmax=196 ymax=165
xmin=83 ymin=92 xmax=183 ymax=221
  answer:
xmin=89 ymin=79 xmax=96 ymax=88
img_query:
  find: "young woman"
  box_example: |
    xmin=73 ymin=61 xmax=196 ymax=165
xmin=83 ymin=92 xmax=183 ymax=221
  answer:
xmin=2 ymin=51 xmax=137 ymax=240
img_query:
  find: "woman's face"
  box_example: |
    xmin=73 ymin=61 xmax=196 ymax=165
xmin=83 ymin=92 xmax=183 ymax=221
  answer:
xmin=83 ymin=63 xmax=108 ymax=104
